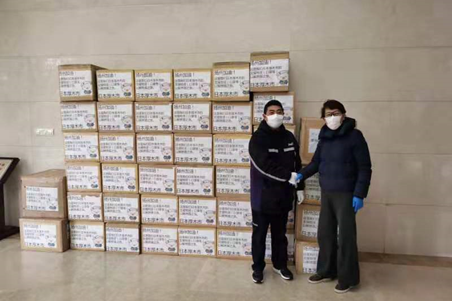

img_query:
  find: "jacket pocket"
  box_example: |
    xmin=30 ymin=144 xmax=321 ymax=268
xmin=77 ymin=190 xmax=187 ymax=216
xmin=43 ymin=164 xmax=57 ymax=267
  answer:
xmin=261 ymin=183 xmax=293 ymax=213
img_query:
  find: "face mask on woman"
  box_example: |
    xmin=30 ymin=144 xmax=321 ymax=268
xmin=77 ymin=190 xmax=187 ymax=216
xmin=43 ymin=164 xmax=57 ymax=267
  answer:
xmin=266 ymin=114 xmax=284 ymax=129
xmin=325 ymin=115 xmax=343 ymax=130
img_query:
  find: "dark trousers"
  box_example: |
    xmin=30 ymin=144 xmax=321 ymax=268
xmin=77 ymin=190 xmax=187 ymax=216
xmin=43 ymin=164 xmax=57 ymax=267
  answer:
xmin=317 ymin=191 xmax=360 ymax=286
xmin=251 ymin=210 xmax=289 ymax=272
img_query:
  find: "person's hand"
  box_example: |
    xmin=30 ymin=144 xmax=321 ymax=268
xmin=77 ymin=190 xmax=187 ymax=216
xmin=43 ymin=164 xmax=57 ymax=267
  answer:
xmin=352 ymin=196 xmax=364 ymax=213
xmin=297 ymin=190 xmax=305 ymax=205
xmin=289 ymin=172 xmax=298 ymax=186
xmin=296 ymin=173 xmax=303 ymax=183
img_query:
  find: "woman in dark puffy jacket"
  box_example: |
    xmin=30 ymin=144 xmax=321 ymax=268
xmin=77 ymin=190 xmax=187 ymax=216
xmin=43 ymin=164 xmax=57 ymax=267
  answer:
xmin=299 ymin=99 xmax=372 ymax=294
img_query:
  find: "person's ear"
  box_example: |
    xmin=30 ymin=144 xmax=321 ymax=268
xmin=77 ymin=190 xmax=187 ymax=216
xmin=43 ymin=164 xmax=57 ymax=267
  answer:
xmin=263 ymin=113 xmax=267 ymax=121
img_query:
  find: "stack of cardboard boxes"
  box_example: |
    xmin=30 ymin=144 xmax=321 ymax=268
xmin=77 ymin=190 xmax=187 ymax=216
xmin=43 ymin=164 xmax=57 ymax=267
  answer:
xmin=294 ymin=117 xmax=325 ymax=274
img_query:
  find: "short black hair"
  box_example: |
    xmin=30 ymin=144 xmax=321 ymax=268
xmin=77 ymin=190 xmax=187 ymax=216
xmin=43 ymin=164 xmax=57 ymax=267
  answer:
xmin=264 ymin=100 xmax=284 ymax=114
xmin=321 ymin=99 xmax=346 ymax=118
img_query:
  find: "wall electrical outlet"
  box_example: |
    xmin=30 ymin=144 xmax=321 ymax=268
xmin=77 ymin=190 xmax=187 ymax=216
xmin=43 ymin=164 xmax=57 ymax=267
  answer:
xmin=35 ymin=128 xmax=55 ymax=136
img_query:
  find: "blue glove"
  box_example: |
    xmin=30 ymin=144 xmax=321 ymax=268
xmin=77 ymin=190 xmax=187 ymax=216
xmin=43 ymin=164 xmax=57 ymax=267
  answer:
xmin=296 ymin=173 xmax=303 ymax=182
xmin=352 ymin=196 xmax=364 ymax=213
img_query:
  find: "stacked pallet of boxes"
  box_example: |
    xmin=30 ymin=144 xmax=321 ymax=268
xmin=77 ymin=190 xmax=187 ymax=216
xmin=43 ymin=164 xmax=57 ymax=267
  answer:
xmin=294 ymin=117 xmax=325 ymax=274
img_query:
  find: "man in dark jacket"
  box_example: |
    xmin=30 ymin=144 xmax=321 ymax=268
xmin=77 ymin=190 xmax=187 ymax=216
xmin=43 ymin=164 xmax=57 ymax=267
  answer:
xmin=298 ymin=99 xmax=372 ymax=294
xmin=249 ymin=100 xmax=304 ymax=284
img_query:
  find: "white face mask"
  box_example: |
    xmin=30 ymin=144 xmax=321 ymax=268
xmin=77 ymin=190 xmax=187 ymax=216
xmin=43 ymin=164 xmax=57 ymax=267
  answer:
xmin=325 ymin=115 xmax=343 ymax=130
xmin=266 ymin=114 xmax=284 ymax=129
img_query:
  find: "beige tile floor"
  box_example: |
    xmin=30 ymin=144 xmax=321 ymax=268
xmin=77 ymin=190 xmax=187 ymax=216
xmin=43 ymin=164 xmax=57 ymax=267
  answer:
xmin=1 ymin=235 xmax=451 ymax=301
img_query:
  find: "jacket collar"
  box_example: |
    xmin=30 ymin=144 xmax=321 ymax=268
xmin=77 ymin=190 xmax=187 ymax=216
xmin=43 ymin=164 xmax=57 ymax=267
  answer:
xmin=319 ymin=117 xmax=356 ymax=139
xmin=258 ymin=120 xmax=287 ymax=135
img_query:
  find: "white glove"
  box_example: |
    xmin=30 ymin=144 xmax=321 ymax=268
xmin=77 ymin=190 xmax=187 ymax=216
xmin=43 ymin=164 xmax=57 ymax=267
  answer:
xmin=297 ymin=190 xmax=305 ymax=205
xmin=288 ymin=172 xmax=298 ymax=186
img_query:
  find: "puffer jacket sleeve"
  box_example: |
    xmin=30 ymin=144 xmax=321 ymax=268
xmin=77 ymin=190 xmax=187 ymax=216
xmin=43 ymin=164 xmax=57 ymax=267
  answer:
xmin=352 ymin=130 xmax=372 ymax=199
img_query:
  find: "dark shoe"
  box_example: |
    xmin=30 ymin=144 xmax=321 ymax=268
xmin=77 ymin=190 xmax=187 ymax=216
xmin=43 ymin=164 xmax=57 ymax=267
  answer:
xmin=273 ymin=267 xmax=294 ymax=281
xmin=308 ymin=274 xmax=335 ymax=284
xmin=335 ymin=283 xmax=357 ymax=294
xmin=252 ymin=270 xmax=264 ymax=284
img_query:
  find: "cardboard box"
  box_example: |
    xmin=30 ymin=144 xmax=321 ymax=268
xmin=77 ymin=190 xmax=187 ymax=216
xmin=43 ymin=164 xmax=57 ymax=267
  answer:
xmin=135 ymin=102 xmax=172 ymax=132
xmin=212 ymin=102 xmax=252 ymax=134
xmin=253 ymin=92 xmax=295 ymax=125
xmin=97 ymin=102 xmax=135 ymax=132
xmin=295 ymin=241 xmax=319 ymax=274
xmin=295 ymin=204 xmax=320 ymax=242
xmin=217 ymin=198 xmax=252 ymax=228
xmin=176 ymin=166 xmax=215 ymax=197
xmin=142 ymin=225 xmax=178 ymax=255
xmin=63 ymin=132 xmax=99 ymax=162
xmin=102 ymin=164 xmax=138 ymax=194
xmin=215 ymin=166 xmax=250 ymax=199
xmin=135 ymin=69 xmax=173 ymax=101
xmin=137 ymin=133 xmax=174 ymax=164
xmin=300 ymin=117 xmax=325 ymax=163
xmin=139 ymin=165 xmax=176 ymax=195
xmin=265 ymin=230 xmax=295 ymax=264
xmin=174 ymin=134 xmax=212 ymax=165
xmin=213 ymin=134 xmax=251 ymax=166
xmin=285 ymin=124 xmax=296 ymax=137
xmin=106 ymin=223 xmax=140 ymax=254
xmin=67 ymin=192 xmax=103 ymax=221
xmin=178 ymin=227 xmax=216 ymax=257
xmin=212 ymin=62 xmax=250 ymax=101
xmin=173 ymin=102 xmax=211 ymax=133
xmin=69 ymin=221 xmax=105 ymax=251
xmin=59 ymin=64 xmax=103 ymax=101
xmin=99 ymin=133 xmax=136 ymax=163
xmin=217 ymin=228 xmax=252 ymax=260
xmin=303 ymin=171 xmax=321 ymax=205
xmin=141 ymin=194 xmax=178 ymax=225
xmin=97 ymin=69 xmax=135 ymax=101
xmin=61 ymin=102 xmax=98 ymax=132
xmin=250 ymin=52 xmax=289 ymax=92
xmin=103 ymin=193 xmax=140 ymax=223
xmin=20 ymin=169 xmax=67 ymax=219
xmin=20 ymin=218 xmax=69 ymax=253
xmin=288 ymin=203 xmax=295 ymax=229
xmin=174 ymin=69 xmax=212 ymax=101
xmin=66 ymin=162 xmax=101 ymax=192
xmin=179 ymin=197 xmax=217 ymax=227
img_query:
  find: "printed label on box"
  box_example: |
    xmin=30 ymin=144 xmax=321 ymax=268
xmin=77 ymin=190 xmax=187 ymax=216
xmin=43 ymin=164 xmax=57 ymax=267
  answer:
xmin=175 ymin=136 xmax=212 ymax=164
xmin=135 ymin=71 xmax=172 ymax=100
xmin=137 ymin=135 xmax=173 ymax=163
xmin=97 ymin=72 xmax=134 ymax=100
xmin=97 ymin=103 xmax=134 ymax=131
xmin=67 ymin=165 xmax=100 ymax=191
xmin=100 ymin=135 xmax=135 ymax=162
xmin=217 ymin=230 xmax=252 ymax=257
xmin=61 ymin=103 xmax=97 ymax=131
xmin=142 ymin=227 xmax=178 ymax=254
xmin=106 ymin=226 xmax=140 ymax=253
xmin=213 ymin=104 xmax=252 ymax=133
xmin=70 ymin=223 xmax=104 ymax=250
xmin=253 ymin=94 xmax=294 ymax=124
xmin=250 ymin=58 xmax=289 ymax=89
xmin=135 ymin=103 xmax=172 ymax=131
xmin=305 ymin=173 xmax=321 ymax=202
xmin=173 ymin=103 xmax=210 ymax=131
xmin=178 ymin=228 xmax=215 ymax=256
xmin=22 ymin=222 xmax=58 ymax=249
xmin=302 ymin=209 xmax=320 ymax=239
xmin=102 ymin=165 xmax=137 ymax=193
xmin=216 ymin=167 xmax=250 ymax=195
xmin=218 ymin=200 xmax=252 ymax=228
xmin=213 ymin=68 xmax=249 ymax=98
xmin=214 ymin=136 xmax=250 ymax=165
xmin=64 ymin=134 xmax=99 ymax=161
xmin=303 ymin=246 xmax=319 ymax=274
xmin=68 ymin=194 xmax=102 ymax=221
xmin=308 ymin=128 xmax=320 ymax=154
xmin=174 ymin=71 xmax=211 ymax=100
xmin=139 ymin=166 xmax=175 ymax=194
xmin=141 ymin=196 xmax=178 ymax=224
xmin=266 ymin=232 xmax=295 ymax=262
xmin=25 ymin=186 xmax=59 ymax=212
xmin=104 ymin=195 xmax=140 ymax=222
xmin=60 ymin=70 xmax=93 ymax=97
xmin=176 ymin=167 xmax=214 ymax=197
xmin=179 ymin=198 xmax=216 ymax=226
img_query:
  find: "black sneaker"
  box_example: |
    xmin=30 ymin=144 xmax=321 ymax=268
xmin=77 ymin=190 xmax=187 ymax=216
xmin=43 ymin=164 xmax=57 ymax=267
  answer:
xmin=308 ymin=274 xmax=335 ymax=284
xmin=335 ymin=283 xmax=357 ymax=294
xmin=252 ymin=270 xmax=264 ymax=284
xmin=273 ymin=267 xmax=294 ymax=280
